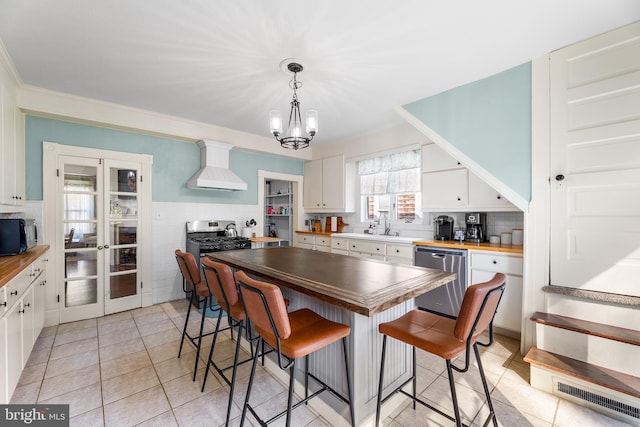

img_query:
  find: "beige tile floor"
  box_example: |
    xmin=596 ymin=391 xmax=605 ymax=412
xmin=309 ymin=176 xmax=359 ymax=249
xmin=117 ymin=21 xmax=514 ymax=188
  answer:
xmin=10 ymin=299 xmax=635 ymax=427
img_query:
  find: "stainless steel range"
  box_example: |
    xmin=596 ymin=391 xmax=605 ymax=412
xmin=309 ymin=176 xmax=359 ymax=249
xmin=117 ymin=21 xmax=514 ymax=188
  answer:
xmin=184 ymin=220 xmax=251 ymax=309
xmin=185 ymin=220 xmax=251 ymax=271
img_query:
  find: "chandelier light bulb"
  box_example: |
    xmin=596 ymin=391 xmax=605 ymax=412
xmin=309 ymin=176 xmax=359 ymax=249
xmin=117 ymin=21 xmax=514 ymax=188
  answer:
xmin=270 ymin=110 xmax=283 ymax=136
xmin=306 ymin=110 xmax=318 ymax=135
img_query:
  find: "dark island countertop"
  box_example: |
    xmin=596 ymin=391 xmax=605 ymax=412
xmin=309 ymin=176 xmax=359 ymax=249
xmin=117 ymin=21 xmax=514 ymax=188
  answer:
xmin=207 ymin=246 xmax=455 ymax=317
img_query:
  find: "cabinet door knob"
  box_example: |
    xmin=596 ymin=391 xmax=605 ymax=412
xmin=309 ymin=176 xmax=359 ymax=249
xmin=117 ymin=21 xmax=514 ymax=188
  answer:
xmin=10 ymin=290 xmax=18 ymax=296
xmin=457 ymin=197 xmax=461 ymax=201
xmin=0 ymin=301 xmax=6 ymax=307
xmin=492 ymin=260 xmax=497 ymax=264
xmin=555 ymin=174 xmax=565 ymax=182
xmin=496 ymin=195 xmax=501 ymax=200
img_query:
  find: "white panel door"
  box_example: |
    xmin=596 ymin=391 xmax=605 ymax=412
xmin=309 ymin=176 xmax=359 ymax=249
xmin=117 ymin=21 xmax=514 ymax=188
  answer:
xmin=550 ymin=22 xmax=640 ymax=295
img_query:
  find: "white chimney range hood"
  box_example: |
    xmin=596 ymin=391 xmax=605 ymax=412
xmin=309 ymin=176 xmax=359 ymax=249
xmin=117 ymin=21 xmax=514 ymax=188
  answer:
xmin=187 ymin=140 xmax=248 ymax=191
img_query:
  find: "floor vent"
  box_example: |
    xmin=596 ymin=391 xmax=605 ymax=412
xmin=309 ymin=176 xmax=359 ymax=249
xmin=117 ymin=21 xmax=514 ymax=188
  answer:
xmin=557 ymin=381 xmax=640 ymax=420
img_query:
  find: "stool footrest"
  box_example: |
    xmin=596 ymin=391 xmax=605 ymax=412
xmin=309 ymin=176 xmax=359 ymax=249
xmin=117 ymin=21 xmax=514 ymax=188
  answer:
xmin=250 ymin=385 xmax=328 ymax=426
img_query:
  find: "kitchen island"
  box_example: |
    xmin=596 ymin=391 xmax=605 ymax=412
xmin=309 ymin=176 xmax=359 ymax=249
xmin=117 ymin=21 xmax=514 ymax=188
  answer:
xmin=207 ymin=247 xmax=455 ymax=426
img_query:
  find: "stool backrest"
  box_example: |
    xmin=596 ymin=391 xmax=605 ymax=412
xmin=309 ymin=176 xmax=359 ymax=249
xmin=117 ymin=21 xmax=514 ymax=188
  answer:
xmin=175 ymin=249 xmax=201 ymax=289
xmin=201 ymin=258 xmax=238 ymax=313
xmin=454 ymin=273 xmax=506 ymax=342
xmin=235 ymin=271 xmax=291 ymax=343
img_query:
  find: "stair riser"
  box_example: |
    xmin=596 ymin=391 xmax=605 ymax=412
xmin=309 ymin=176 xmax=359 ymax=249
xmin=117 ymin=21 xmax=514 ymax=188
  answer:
xmin=547 ymin=294 xmax=640 ymax=329
xmin=537 ymin=324 xmax=640 ymax=377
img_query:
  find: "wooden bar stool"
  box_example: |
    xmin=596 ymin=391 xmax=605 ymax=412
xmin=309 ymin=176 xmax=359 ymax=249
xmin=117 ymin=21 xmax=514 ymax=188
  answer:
xmin=235 ymin=270 xmax=355 ymax=427
xmin=375 ymin=273 xmax=506 ymax=427
xmin=200 ymin=258 xmax=253 ymax=427
xmin=174 ymin=249 xmax=223 ymax=381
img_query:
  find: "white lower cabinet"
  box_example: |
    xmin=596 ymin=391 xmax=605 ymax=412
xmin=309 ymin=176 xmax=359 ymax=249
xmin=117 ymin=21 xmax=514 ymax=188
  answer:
xmin=469 ymin=250 xmax=523 ymax=334
xmin=0 ymin=318 xmax=5 ymax=404
xmin=5 ymin=294 xmax=23 ymax=402
xmin=1 ymin=251 xmax=48 ymax=403
xmin=386 ymin=244 xmax=414 ymax=266
xmin=295 ymin=234 xmax=332 ymax=252
xmin=330 ymin=236 xmax=414 ymax=265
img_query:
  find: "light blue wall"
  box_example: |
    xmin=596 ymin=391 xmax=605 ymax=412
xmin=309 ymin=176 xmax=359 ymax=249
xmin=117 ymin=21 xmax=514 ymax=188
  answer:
xmin=25 ymin=116 xmax=303 ymax=203
xmin=402 ymin=62 xmax=531 ymax=201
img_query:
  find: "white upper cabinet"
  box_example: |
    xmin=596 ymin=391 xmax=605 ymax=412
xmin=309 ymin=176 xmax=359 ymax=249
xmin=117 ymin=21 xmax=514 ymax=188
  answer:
xmin=303 ymin=155 xmax=354 ymax=212
xmin=422 ymin=168 xmax=468 ymax=209
xmin=421 ymin=143 xmax=516 ymax=211
xmin=422 ymin=143 xmax=463 ymax=172
xmin=303 ymin=158 xmax=324 ymax=210
xmin=468 ymin=171 xmax=515 ymax=209
xmin=0 ymin=62 xmax=25 ymax=212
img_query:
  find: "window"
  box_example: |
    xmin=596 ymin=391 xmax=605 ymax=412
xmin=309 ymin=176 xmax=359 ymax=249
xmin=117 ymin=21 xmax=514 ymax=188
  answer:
xmin=358 ymin=150 xmax=422 ymax=222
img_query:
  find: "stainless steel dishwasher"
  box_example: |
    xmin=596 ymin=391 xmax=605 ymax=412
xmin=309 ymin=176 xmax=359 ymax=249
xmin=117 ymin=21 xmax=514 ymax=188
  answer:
xmin=414 ymin=246 xmax=467 ymax=318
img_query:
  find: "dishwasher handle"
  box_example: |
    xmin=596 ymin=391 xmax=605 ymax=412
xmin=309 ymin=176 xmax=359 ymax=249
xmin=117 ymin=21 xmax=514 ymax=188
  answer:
xmin=432 ymin=253 xmax=447 ymax=259
xmin=415 ymin=246 xmax=467 ymax=258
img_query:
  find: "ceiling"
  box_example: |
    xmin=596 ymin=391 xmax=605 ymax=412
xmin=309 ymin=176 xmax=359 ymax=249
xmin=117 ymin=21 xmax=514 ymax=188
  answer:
xmin=1 ymin=1 xmax=639 ymax=146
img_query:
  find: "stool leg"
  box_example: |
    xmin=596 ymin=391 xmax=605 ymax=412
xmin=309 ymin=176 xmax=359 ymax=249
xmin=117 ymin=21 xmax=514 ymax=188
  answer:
xmin=224 ymin=319 xmax=244 ymax=427
xmin=240 ymin=336 xmax=262 ymax=427
xmin=412 ymin=346 xmax=417 ymax=410
xmin=304 ymin=354 xmax=309 ymax=402
xmin=375 ymin=335 xmax=388 ymax=427
xmin=445 ymin=360 xmax=463 ymax=427
xmin=201 ymin=308 xmax=224 ymax=392
xmin=178 ymin=292 xmax=195 ymax=358
xmin=342 ymin=337 xmax=355 ymax=427
xmin=286 ymin=359 xmax=297 ymax=427
xmin=474 ymin=344 xmax=498 ymax=427
xmin=193 ymin=295 xmax=208 ymax=381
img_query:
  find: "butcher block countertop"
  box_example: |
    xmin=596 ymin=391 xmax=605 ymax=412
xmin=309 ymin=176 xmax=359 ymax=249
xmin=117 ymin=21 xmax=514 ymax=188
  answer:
xmin=0 ymin=245 xmax=50 ymax=288
xmin=295 ymin=230 xmax=334 ymax=236
xmin=413 ymin=240 xmax=524 ymax=254
xmin=296 ymin=231 xmax=523 ymax=254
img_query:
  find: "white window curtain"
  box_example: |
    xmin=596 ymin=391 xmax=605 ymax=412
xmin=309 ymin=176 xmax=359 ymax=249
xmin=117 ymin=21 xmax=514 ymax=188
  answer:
xmin=64 ymin=179 xmax=96 ymax=236
xmin=358 ymin=150 xmax=420 ymax=195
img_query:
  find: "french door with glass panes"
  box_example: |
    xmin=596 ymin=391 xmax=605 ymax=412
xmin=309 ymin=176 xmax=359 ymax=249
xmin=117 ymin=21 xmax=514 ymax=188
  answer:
xmin=59 ymin=156 xmax=143 ymax=322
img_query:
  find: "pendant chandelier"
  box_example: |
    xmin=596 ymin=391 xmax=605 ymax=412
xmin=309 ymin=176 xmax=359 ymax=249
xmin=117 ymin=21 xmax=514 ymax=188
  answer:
xmin=270 ymin=61 xmax=317 ymax=150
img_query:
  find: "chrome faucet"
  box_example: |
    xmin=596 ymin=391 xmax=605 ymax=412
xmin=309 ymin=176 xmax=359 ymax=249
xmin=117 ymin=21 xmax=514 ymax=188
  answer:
xmin=380 ymin=214 xmax=392 ymax=236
